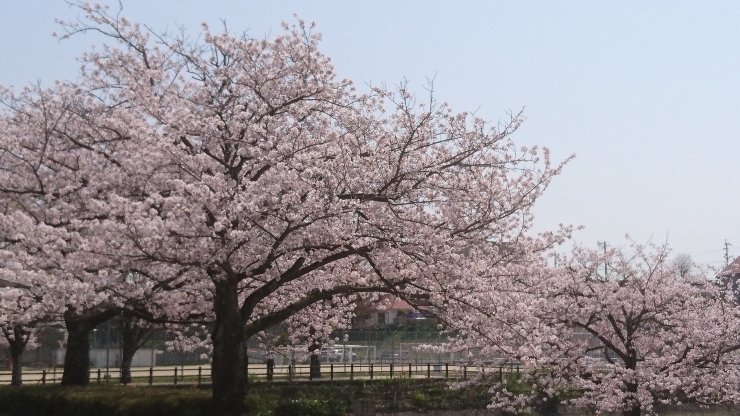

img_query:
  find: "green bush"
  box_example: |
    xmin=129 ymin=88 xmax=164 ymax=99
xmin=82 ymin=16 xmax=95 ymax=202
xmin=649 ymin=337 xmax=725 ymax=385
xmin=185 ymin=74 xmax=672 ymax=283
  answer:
xmin=273 ymin=399 xmax=344 ymax=416
xmin=412 ymin=391 xmax=428 ymax=407
xmin=0 ymin=385 xmax=213 ymax=416
xmin=0 ymin=378 xmax=505 ymax=415
xmin=244 ymin=394 xmax=270 ymax=415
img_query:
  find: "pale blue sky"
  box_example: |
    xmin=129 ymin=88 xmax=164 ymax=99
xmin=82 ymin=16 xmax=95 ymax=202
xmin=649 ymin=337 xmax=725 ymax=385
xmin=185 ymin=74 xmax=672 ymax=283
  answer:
xmin=1 ymin=1 xmax=738 ymax=267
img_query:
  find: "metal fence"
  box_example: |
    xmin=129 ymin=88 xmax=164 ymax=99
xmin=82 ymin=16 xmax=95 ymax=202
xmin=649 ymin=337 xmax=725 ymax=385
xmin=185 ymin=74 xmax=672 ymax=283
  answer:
xmin=248 ymin=330 xmax=475 ymax=366
xmin=0 ymin=362 xmax=530 ymax=386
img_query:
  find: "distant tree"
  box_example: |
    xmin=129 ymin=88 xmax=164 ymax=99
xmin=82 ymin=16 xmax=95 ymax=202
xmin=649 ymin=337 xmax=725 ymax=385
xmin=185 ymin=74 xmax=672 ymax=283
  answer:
xmin=673 ymin=253 xmax=693 ymax=277
xmin=446 ymin=241 xmax=740 ymax=416
xmin=118 ymin=315 xmax=156 ymax=384
xmin=0 ymin=250 xmax=61 ymax=386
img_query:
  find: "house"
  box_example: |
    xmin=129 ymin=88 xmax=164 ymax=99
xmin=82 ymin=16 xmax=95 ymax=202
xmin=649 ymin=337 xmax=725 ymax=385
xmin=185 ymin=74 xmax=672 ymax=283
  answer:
xmin=720 ymin=257 xmax=740 ymax=295
xmin=353 ymin=295 xmax=425 ymax=328
xmin=721 ymin=257 xmax=740 ymax=280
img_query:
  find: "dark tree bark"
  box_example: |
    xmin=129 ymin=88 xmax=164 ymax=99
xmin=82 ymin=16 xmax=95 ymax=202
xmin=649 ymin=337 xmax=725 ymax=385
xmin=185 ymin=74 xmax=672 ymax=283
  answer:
xmin=308 ymin=327 xmax=321 ymax=379
xmin=309 ymin=352 xmax=321 ymax=379
xmin=61 ymin=308 xmax=116 ymax=386
xmin=211 ymin=279 xmax=247 ymax=416
xmin=61 ymin=319 xmax=92 ymax=386
xmin=622 ymin=354 xmax=641 ymax=416
xmin=4 ymin=326 xmax=31 ymax=387
xmin=119 ymin=315 xmax=155 ymax=384
xmin=622 ymin=381 xmax=641 ymax=416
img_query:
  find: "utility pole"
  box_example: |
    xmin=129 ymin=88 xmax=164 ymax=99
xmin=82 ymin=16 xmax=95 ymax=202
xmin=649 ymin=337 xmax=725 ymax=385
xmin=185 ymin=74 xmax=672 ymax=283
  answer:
xmin=725 ymin=240 xmax=732 ymax=267
xmin=106 ymin=320 xmax=110 ymax=380
xmin=598 ymin=241 xmax=608 ymax=275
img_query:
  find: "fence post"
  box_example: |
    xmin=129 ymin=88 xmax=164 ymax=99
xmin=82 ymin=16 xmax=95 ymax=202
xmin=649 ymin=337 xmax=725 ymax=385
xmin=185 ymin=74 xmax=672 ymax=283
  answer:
xmin=288 ymin=365 xmax=292 ymax=382
xmin=445 ymin=363 xmax=449 ymax=379
xmin=198 ymin=367 xmax=202 ymax=386
xmin=42 ymin=370 xmax=46 ymax=385
xmin=464 ymin=365 xmax=467 ymax=380
xmin=408 ymin=363 xmax=412 ymax=379
xmin=53 ymin=367 xmax=56 ymax=383
xmin=369 ymin=363 xmax=373 ymax=380
xmin=97 ymin=368 xmax=101 ymax=384
xmin=390 ymin=363 xmax=394 ymax=379
xmin=350 ymin=363 xmax=354 ymax=380
xmin=149 ymin=367 xmax=153 ymax=385
xmin=427 ymin=363 xmax=430 ymax=379
xmin=499 ymin=366 xmax=503 ymax=380
xmin=330 ymin=364 xmax=334 ymax=381
xmin=517 ymin=365 xmax=520 ymax=376
xmin=174 ymin=367 xmax=178 ymax=386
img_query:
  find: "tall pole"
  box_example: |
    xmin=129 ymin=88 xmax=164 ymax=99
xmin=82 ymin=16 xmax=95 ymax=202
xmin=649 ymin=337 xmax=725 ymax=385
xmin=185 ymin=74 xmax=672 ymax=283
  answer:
xmin=598 ymin=241 xmax=608 ymax=275
xmin=106 ymin=320 xmax=110 ymax=378
xmin=92 ymin=329 xmax=97 ymax=368
xmin=725 ymin=240 xmax=732 ymax=267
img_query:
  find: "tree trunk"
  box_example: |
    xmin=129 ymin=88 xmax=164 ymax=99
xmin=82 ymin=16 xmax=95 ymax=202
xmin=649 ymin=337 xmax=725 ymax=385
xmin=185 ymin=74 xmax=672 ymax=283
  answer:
xmin=61 ymin=318 xmax=92 ymax=386
xmin=119 ymin=316 xmax=155 ymax=384
xmin=211 ymin=278 xmax=247 ymax=416
xmin=9 ymin=327 xmax=26 ymax=387
xmin=61 ymin=309 xmax=116 ymax=386
xmin=622 ymin=380 xmax=641 ymax=416
xmin=622 ymin=404 xmax=641 ymax=416
xmin=310 ymin=353 xmax=321 ymax=379
xmin=10 ymin=349 xmax=22 ymax=387
xmin=120 ymin=344 xmax=134 ymax=384
xmin=308 ymin=328 xmax=321 ymax=379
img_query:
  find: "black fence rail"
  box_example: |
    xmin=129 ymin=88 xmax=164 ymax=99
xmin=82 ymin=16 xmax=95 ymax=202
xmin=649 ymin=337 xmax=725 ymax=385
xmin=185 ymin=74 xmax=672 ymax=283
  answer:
xmin=0 ymin=363 xmax=528 ymax=386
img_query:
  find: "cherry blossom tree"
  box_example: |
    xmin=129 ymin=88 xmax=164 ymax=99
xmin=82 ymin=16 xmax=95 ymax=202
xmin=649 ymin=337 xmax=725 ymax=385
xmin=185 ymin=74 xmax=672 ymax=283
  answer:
xmin=0 ymin=3 xmax=572 ymax=413
xmin=118 ymin=316 xmax=156 ymax=384
xmin=0 ymin=278 xmax=48 ymax=386
xmin=446 ymin=241 xmax=740 ymax=416
xmin=0 ymin=79 xmax=191 ymax=386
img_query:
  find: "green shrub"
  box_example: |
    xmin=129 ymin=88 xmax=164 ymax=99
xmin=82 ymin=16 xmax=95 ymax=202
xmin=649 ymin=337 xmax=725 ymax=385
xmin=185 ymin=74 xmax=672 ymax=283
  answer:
xmin=0 ymin=378 xmax=528 ymax=415
xmin=244 ymin=394 xmax=270 ymax=415
xmin=0 ymin=385 xmax=213 ymax=416
xmin=412 ymin=391 xmax=427 ymax=407
xmin=273 ymin=398 xmax=344 ymax=416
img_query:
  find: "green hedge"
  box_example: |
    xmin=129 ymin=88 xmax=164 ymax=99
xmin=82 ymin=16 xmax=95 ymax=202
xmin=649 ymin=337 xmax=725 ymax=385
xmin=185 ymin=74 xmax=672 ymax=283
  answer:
xmin=0 ymin=379 xmax=497 ymax=416
xmin=0 ymin=386 xmax=213 ymax=416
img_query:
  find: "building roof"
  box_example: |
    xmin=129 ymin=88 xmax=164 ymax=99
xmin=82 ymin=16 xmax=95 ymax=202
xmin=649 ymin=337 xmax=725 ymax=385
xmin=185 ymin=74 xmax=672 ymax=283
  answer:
xmin=368 ymin=296 xmax=414 ymax=312
xmin=721 ymin=257 xmax=740 ymax=278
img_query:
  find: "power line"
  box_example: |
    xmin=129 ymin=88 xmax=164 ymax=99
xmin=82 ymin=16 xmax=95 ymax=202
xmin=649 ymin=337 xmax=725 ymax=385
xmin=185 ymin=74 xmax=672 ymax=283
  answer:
xmin=693 ymin=249 xmax=724 ymax=257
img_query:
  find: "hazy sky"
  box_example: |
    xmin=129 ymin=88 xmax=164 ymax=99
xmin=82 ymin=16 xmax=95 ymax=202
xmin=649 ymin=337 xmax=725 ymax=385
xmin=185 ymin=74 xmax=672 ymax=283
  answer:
xmin=1 ymin=1 xmax=738 ymax=268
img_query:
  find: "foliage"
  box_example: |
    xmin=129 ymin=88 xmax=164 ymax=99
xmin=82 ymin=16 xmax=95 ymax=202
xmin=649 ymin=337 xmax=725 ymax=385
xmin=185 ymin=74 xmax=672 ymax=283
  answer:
xmin=0 ymin=379 xmax=499 ymax=416
xmin=0 ymin=385 xmax=212 ymax=416
xmin=445 ymin=240 xmax=740 ymax=415
xmin=0 ymin=1 xmax=570 ymax=412
xmin=273 ymin=399 xmax=344 ymax=416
